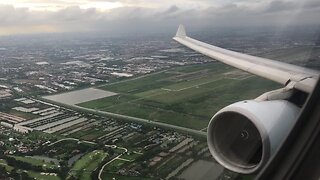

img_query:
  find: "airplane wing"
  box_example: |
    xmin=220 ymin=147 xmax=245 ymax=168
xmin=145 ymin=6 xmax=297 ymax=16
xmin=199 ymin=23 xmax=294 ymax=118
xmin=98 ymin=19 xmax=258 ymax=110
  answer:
xmin=173 ymin=25 xmax=319 ymax=93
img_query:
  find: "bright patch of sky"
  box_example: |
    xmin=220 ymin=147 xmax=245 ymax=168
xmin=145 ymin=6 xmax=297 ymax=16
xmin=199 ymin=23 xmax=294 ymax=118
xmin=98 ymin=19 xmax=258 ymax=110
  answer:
xmin=0 ymin=0 xmax=124 ymax=11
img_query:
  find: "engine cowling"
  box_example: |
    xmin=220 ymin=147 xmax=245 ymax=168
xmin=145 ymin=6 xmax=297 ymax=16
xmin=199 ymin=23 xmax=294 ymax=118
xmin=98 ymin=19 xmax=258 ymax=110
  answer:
xmin=207 ymin=100 xmax=300 ymax=174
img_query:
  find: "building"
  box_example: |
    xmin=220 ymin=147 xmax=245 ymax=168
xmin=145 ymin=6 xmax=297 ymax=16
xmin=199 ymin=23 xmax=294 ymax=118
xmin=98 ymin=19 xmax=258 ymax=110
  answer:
xmin=0 ymin=121 xmax=14 ymax=128
xmin=13 ymin=125 xmax=33 ymax=134
xmin=0 ymin=90 xmax=12 ymax=99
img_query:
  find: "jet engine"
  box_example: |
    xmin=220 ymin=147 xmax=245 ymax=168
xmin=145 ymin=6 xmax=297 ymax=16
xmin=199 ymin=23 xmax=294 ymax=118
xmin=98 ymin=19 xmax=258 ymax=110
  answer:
xmin=207 ymin=100 xmax=300 ymax=174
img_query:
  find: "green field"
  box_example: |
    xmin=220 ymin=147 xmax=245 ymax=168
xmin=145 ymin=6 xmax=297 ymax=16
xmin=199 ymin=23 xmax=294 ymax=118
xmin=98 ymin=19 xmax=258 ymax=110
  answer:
xmin=8 ymin=109 xmax=39 ymax=120
xmin=9 ymin=155 xmax=58 ymax=170
xmin=0 ymin=159 xmax=14 ymax=172
xmin=27 ymin=171 xmax=61 ymax=180
xmin=155 ymin=155 xmax=187 ymax=177
xmin=121 ymin=151 xmax=142 ymax=161
xmin=258 ymin=46 xmax=316 ymax=63
xmin=79 ymin=62 xmax=280 ymax=130
xmin=69 ymin=150 xmax=108 ymax=180
xmin=103 ymin=159 xmax=128 ymax=172
xmin=0 ymin=159 xmax=61 ymax=180
xmin=68 ymin=126 xmax=106 ymax=141
xmin=101 ymin=173 xmax=153 ymax=180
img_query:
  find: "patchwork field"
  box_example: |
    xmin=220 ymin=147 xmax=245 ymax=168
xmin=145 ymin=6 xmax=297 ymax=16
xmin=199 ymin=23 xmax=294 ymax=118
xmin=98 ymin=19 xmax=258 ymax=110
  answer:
xmin=78 ymin=62 xmax=280 ymax=130
xmin=43 ymin=88 xmax=117 ymax=105
xmin=101 ymin=173 xmax=153 ymax=180
xmin=178 ymin=160 xmax=224 ymax=180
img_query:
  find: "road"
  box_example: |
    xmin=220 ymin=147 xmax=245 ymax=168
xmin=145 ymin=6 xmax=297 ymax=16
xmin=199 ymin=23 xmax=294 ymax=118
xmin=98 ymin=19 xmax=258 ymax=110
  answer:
xmin=75 ymin=105 xmax=207 ymax=137
xmin=48 ymin=138 xmax=80 ymax=146
xmin=98 ymin=154 xmax=122 ymax=180
xmin=98 ymin=145 xmax=129 ymax=180
xmin=47 ymin=138 xmax=129 ymax=180
xmin=34 ymin=97 xmax=207 ymax=138
xmin=48 ymin=138 xmax=97 ymax=146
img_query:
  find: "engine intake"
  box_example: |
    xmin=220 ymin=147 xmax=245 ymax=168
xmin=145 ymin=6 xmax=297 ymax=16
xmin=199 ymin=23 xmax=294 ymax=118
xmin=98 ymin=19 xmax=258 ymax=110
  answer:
xmin=207 ymin=100 xmax=300 ymax=174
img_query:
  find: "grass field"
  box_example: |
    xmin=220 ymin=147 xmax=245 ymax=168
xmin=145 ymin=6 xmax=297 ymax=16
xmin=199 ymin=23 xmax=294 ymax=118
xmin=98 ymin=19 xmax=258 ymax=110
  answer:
xmin=69 ymin=150 xmax=108 ymax=180
xmin=45 ymin=140 xmax=95 ymax=161
xmin=121 ymin=151 xmax=142 ymax=161
xmin=0 ymin=159 xmax=14 ymax=172
xmin=258 ymin=46 xmax=315 ymax=63
xmin=155 ymin=155 xmax=187 ymax=178
xmin=101 ymin=173 xmax=153 ymax=180
xmin=79 ymin=62 xmax=280 ymax=130
xmin=103 ymin=159 xmax=128 ymax=172
xmin=27 ymin=171 xmax=61 ymax=180
xmin=68 ymin=126 xmax=106 ymax=141
xmin=0 ymin=159 xmax=61 ymax=180
xmin=8 ymin=109 xmax=39 ymax=120
xmin=9 ymin=155 xmax=58 ymax=170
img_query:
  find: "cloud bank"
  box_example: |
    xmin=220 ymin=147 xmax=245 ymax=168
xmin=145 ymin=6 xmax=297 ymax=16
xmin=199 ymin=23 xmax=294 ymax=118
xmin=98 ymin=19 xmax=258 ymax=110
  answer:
xmin=0 ymin=0 xmax=319 ymax=36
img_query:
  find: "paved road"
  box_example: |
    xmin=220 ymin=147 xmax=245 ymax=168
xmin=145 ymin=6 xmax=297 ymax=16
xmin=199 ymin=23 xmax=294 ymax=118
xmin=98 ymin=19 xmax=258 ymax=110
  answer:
xmin=74 ymin=105 xmax=207 ymax=138
xmin=48 ymin=138 xmax=80 ymax=146
xmin=98 ymin=154 xmax=122 ymax=180
xmin=34 ymin=96 xmax=207 ymax=138
xmin=98 ymin=145 xmax=128 ymax=180
xmin=47 ymin=138 xmax=129 ymax=180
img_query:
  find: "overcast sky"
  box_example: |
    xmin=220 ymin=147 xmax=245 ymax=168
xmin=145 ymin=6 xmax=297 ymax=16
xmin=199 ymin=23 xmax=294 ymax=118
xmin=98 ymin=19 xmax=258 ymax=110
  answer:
xmin=0 ymin=0 xmax=319 ymax=36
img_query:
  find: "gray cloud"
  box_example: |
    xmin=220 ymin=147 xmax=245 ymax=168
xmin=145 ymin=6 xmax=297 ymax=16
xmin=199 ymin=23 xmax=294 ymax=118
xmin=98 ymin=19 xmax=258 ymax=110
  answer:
xmin=164 ymin=5 xmax=180 ymax=14
xmin=303 ymin=0 xmax=320 ymax=9
xmin=265 ymin=1 xmax=296 ymax=13
xmin=0 ymin=0 xmax=319 ymax=36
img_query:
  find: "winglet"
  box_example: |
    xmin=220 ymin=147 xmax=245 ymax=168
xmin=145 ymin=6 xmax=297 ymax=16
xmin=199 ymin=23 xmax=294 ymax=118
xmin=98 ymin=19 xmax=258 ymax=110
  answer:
xmin=175 ymin=24 xmax=187 ymax=38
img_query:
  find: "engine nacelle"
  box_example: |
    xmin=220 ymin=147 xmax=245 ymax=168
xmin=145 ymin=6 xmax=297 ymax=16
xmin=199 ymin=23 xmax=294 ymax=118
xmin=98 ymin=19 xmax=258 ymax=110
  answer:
xmin=207 ymin=100 xmax=300 ymax=174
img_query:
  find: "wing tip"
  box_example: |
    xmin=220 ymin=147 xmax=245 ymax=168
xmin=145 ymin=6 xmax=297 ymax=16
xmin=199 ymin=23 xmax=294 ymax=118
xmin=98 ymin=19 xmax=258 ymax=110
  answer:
xmin=175 ymin=24 xmax=187 ymax=38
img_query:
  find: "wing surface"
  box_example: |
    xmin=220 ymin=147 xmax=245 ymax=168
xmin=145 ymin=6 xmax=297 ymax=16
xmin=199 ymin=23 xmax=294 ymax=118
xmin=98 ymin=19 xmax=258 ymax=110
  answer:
xmin=173 ymin=25 xmax=319 ymax=93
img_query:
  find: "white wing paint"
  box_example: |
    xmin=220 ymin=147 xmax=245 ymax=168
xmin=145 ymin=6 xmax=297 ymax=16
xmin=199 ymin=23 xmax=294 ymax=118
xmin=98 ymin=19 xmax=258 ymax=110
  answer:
xmin=173 ymin=25 xmax=319 ymax=93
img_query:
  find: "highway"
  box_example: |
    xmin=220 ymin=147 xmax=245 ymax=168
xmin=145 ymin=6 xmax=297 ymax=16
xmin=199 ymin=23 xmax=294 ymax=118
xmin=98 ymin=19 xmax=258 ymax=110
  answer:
xmin=75 ymin=105 xmax=207 ymax=137
xmin=34 ymin=97 xmax=207 ymax=138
